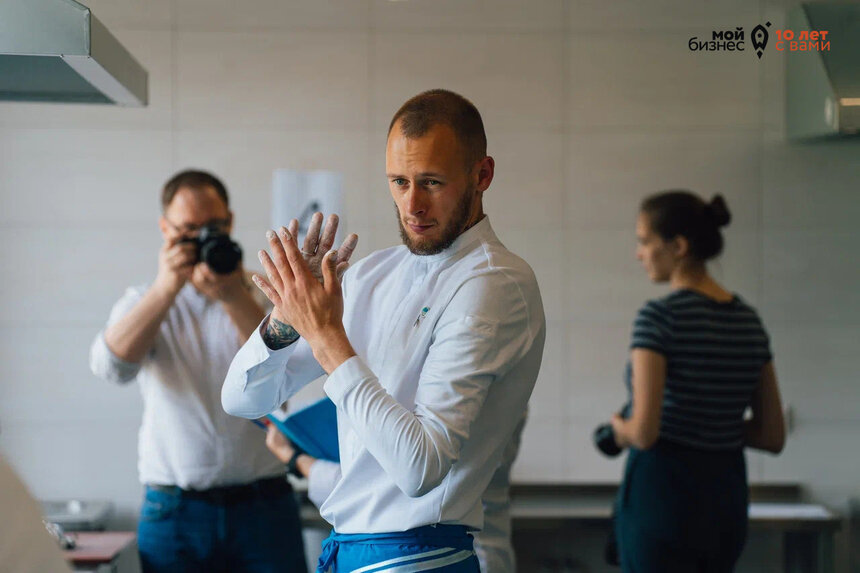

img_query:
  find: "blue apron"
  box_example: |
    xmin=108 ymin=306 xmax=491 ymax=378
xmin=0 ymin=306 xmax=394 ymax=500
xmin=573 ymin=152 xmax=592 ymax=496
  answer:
xmin=317 ymin=524 xmax=479 ymax=573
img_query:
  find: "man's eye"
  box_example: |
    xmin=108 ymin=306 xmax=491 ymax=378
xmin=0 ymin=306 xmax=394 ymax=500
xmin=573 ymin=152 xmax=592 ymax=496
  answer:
xmin=393 ymin=178 xmax=407 ymax=186
xmin=425 ymin=179 xmax=440 ymax=187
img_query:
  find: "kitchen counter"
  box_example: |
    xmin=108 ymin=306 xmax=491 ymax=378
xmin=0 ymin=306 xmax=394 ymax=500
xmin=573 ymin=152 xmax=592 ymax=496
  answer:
xmin=510 ymin=484 xmax=840 ymax=573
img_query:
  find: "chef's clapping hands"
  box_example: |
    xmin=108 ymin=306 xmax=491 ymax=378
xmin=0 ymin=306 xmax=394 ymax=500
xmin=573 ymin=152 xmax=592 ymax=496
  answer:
xmin=290 ymin=212 xmax=357 ymax=284
xmin=252 ymin=213 xmax=359 ymax=373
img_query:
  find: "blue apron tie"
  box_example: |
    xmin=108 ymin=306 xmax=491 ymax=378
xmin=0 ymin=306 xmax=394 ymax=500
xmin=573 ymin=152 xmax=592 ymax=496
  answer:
xmin=316 ymin=524 xmax=474 ymax=573
xmin=316 ymin=535 xmax=339 ymax=573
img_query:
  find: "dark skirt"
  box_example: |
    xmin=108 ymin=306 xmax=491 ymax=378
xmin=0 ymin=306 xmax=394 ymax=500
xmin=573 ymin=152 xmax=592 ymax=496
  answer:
xmin=615 ymin=439 xmax=748 ymax=573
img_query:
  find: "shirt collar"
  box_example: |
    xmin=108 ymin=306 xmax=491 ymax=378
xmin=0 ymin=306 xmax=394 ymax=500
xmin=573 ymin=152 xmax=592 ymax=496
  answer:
xmin=408 ymin=216 xmax=496 ymax=265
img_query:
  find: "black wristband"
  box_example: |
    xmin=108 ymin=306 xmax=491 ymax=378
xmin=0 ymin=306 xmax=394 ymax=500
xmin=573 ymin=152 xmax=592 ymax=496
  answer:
xmin=286 ymin=450 xmax=304 ymax=478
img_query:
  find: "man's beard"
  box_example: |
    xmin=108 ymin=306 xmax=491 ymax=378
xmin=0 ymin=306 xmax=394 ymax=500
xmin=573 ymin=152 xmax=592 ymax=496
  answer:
xmin=396 ymin=186 xmax=475 ymax=256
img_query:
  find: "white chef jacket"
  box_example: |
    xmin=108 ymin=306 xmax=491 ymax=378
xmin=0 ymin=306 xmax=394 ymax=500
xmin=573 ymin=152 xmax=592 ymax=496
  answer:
xmin=89 ymin=282 xmax=283 ymax=489
xmin=222 ymin=217 xmax=545 ymax=533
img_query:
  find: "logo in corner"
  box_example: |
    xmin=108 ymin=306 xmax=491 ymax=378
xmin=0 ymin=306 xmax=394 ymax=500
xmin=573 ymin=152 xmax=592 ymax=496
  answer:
xmin=751 ymin=21 xmax=771 ymax=59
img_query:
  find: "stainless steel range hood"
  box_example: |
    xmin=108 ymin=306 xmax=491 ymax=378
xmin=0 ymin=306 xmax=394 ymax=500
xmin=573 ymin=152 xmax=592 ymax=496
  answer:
xmin=786 ymin=3 xmax=860 ymax=139
xmin=0 ymin=0 xmax=148 ymax=106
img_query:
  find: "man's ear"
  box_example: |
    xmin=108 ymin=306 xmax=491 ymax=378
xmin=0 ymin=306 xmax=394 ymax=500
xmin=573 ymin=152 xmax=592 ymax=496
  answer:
xmin=475 ymin=156 xmax=495 ymax=193
xmin=158 ymin=215 xmax=170 ymax=239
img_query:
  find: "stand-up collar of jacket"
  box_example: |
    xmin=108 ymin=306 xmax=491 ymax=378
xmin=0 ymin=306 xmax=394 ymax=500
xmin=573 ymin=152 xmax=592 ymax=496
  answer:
xmin=408 ymin=215 xmax=495 ymax=265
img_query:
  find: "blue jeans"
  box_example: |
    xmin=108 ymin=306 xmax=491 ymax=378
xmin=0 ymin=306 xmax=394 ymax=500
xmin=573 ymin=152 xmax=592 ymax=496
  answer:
xmin=138 ymin=481 xmax=307 ymax=573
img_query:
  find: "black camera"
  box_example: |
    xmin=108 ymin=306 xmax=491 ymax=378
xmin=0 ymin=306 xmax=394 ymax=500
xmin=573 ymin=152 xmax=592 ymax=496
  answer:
xmin=180 ymin=225 xmax=242 ymax=274
xmin=593 ymin=403 xmax=631 ymax=458
xmin=593 ymin=424 xmax=623 ymax=457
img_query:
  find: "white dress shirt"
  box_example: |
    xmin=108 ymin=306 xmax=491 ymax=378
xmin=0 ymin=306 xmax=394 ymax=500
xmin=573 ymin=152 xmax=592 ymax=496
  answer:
xmin=223 ymin=217 xmax=545 ymax=533
xmin=90 ymin=282 xmax=282 ymax=490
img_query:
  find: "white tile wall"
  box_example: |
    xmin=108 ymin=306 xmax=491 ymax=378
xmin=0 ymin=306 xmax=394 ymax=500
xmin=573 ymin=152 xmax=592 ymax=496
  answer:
xmin=566 ymin=324 xmax=631 ymax=417
xmin=762 ymin=230 xmax=860 ymax=325
xmin=761 ymin=424 xmax=860 ymax=507
xmin=0 ymin=326 xmax=144 ymax=424
xmin=371 ymin=0 xmax=567 ymax=32
xmin=0 ymin=227 xmax=160 ymax=325
xmin=176 ymin=0 xmax=371 ymax=31
xmin=566 ymin=228 xmax=665 ymax=324
xmin=565 ymin=419 xmax=627 ymax=481
xmin=0 ymin=420 xmax=143 ymax=510
xmin=1 ymin=5 xmax=858 ymax=570
xmin=566 ymin=132 xmax=763 ymax=231
xmin=568 ymin=30 xmax=762 ymax=129
xmin=712 ymin=230 xmax=764 ymax=308
xmin=0 ymin=129 xmax=172 ymax=225
xmin=483 ymin=131 xmax=566 ymax=227
xmin=371 ymin=33 xmax=566 ymax=130
xmin=768 ymin=325 xmax=860 ymax=423
xmin=510 ymin=416 xmax=568 ymax=482
xmin=526 ymin=321 xmax=567 ymax=420
xmin=176 ymin=31 xmax=370 ymax=130
xmin=762 ymin=134 xmax=860 ymax=231
xmin=569 ymin=0 xmax=762 ymax=31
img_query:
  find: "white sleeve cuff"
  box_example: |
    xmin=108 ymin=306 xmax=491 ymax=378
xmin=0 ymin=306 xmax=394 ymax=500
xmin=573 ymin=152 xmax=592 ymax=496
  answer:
xmin=89 ymin=331 xmax=141 ymax=383
xmin=222 ymin=314 xmax=301 ymax=418
xmin=323 ymin=355 xmax=374 ymax=405
xmin=239 ymin=314 xmax=302 ymax=382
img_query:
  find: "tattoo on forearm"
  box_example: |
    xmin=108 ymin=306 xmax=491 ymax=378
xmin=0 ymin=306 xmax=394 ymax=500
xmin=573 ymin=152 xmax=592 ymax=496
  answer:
xmin=263 ymin=317 xmax=300 ymax=349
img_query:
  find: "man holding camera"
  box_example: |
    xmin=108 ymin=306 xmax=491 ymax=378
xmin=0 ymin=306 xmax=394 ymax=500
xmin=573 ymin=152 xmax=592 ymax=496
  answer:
xmin=89 ymin=170 xmax=307 ymax=572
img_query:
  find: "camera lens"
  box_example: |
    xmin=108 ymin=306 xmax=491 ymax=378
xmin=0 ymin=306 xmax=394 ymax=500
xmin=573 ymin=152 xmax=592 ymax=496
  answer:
xmin=198 ymin=226 xmax=242 ymax=274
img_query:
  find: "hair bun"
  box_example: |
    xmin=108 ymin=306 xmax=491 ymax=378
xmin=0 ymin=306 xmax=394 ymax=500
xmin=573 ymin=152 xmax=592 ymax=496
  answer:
xmin=706 ymin=194 xmax=732 ymax=228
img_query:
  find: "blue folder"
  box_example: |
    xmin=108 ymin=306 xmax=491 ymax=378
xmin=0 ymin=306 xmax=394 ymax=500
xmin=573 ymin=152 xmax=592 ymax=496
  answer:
xmin=266 ymin=398 xmax=340 ymax=462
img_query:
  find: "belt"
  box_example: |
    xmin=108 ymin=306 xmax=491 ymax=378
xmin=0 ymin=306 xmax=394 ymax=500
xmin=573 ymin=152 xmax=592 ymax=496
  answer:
xmin=147 ymin=476 xmax=292 ymax=504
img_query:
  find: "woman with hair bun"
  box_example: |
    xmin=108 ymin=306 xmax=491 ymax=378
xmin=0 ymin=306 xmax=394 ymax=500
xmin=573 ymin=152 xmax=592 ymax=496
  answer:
xmin=609 ymin=190 xmax=786 ymax=572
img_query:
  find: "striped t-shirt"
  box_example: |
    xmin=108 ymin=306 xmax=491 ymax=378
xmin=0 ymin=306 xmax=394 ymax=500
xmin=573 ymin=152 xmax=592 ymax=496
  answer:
xmin=625 ymin=289 xmax=773 ymax=451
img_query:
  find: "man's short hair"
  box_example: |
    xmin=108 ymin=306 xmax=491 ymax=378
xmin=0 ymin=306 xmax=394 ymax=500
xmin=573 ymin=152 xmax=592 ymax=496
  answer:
xmin=388 ymin=89 xmax=487 ymax=167
xmin=161 ymin=169 xmax=230 ymax=211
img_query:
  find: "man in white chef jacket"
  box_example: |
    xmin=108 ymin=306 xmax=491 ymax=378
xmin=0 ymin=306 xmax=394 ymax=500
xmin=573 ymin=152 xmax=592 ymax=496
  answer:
xmin=222 ymin=89 xmax=545 ymax=572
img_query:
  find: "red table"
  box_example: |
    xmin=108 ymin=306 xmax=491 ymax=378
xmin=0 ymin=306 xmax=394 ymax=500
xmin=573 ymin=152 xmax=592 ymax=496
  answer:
xmin=63 ymin=532 xmax=136 ymax=571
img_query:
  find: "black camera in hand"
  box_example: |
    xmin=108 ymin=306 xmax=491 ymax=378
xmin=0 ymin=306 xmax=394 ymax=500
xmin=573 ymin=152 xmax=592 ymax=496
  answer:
xmin=593 ymin=423 xmax=623 ymax=457
xmin=180 ymin=225 xmax=242 ymax=274
xmin=593 ymin=403 xmax=631 ymax=458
